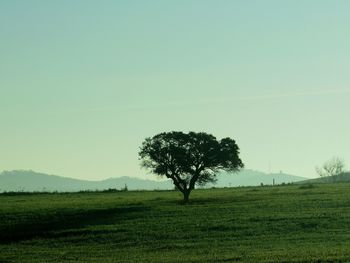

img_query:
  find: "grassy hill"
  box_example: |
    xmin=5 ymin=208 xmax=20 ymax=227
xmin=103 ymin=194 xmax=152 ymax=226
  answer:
xmin=297 ymin=172 xmax=350 ymax=184
xmin=1 ymin=183 xmax=350 ymax=262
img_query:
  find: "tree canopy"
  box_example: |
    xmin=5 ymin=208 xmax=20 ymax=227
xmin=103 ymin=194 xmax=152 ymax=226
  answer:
xmin=316 ymin=157 xmax=345 ymax=182
xmin=139 ymin=131 xmax=244 ymax=202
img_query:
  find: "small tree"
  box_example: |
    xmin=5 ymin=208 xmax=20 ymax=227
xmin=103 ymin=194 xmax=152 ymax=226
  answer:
xmin=316 ymin=157 xmax=345 ymax=182
xmin=139 ymin=131 xmax=244 ymax=203
xmin=122 ymin=184 xmax=128 ymax=191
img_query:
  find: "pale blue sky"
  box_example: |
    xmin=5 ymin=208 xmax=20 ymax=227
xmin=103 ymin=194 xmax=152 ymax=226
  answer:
xmin=1 ymin=1 xmax=349 ymax=180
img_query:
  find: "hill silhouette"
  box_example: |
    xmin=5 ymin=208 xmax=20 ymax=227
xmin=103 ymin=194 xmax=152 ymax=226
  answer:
xmin=297 ymin=172 xmax=350 ymax=184
xmin=0 ymin=169 xmax=306 ymax=192
xmin=211 ymin=169 xmax=306 ymax=187
xmin=0 ymin=170 xmax=172 ymax=192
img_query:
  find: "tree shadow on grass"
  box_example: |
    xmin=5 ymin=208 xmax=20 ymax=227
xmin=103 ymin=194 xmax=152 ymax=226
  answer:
xmin=0 ymin=205 xmax=150 ymax=244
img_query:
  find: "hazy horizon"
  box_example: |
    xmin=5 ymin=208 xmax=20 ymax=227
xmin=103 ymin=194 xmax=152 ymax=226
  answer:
xmin=1 ymin=1 xmax=349 ymax=180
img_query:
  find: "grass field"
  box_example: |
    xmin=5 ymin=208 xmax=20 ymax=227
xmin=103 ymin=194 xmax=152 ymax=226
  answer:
xmin=1 ymin=183 xmax=350 ymax=262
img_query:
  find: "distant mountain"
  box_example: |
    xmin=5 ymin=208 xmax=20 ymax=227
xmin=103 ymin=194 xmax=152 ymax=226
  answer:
xmin=206 ymin=169 xmax=306 ymax=188
xmin=0 ymin=170 xmax=172 ymax=192
xmin=0 ymin=169 xmax=306 ymax=192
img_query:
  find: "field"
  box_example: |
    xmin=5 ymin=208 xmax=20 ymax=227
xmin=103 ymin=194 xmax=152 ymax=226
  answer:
xmin=1 ymin=183 xmax=350 ymax=262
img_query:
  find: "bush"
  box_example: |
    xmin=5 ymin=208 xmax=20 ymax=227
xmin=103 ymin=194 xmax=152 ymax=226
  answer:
xmin=299 ymin=184 xmax=316 ymax=189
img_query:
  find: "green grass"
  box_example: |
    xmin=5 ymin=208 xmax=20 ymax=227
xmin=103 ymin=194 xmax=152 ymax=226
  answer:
xmin=1 ymin=183 xmax=350 ymax=262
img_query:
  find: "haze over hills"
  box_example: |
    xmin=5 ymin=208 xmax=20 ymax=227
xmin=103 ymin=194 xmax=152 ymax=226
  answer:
xmin=213 ymin=170 xmax=307 ymax=188
xmin=0 ymin=170 xmax=172 ymax=192
xmin=0 ymin=170 xmax=307 ymax=192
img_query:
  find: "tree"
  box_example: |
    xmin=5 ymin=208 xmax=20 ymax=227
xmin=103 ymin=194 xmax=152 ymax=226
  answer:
xmin=139 ymin=131 xmax=244 ymax=203
xmin=315 ymin=157 xmax=345 ymax=182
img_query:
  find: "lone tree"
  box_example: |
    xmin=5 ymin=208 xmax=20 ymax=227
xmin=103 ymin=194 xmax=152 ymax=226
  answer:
xmin=316 ymin=156 xmax=345 ymax=182
xmin=139 ymin=131 xmax=244 ymax=203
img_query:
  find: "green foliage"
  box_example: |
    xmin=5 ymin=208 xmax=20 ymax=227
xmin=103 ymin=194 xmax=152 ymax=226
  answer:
xmin=2 ymin=184 xmax=350 ymax=262
xmin=139 ymin=131 xmax=243 ymax=202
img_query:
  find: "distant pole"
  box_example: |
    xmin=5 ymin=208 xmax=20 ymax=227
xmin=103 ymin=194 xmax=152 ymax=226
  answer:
xmin=273 ymin=178 xmax=275 ymax=186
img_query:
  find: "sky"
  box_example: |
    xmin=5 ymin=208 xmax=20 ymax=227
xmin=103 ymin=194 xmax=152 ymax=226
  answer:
xmin=1 ymin=0 xmax=349 ymax=180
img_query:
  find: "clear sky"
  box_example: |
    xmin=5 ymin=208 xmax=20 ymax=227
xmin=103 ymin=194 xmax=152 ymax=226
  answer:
xmin=1 ymin=0 xmax=349 ymax=180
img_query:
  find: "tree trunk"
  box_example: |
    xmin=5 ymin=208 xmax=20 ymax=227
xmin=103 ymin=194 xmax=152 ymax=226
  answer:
xmin=183 ymin=190 xmax=190 ymax=204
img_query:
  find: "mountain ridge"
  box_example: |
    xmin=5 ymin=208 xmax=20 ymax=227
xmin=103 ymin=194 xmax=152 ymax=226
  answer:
xmin=0 ymin=169 xmax=307 ymax=192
